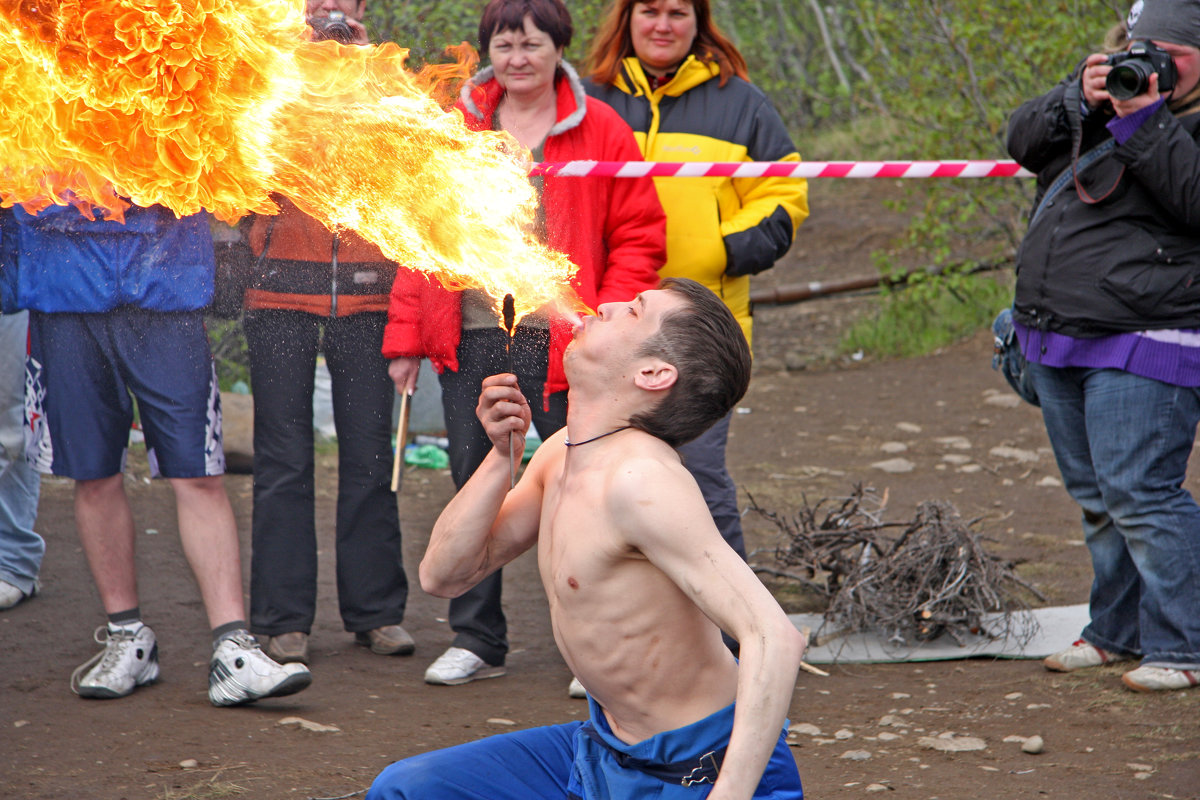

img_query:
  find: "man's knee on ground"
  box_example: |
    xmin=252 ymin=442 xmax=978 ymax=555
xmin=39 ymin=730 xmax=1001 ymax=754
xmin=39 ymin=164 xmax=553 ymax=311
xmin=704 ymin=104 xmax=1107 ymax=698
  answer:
xmin=366 ymin=757 xmax=440 ymax=800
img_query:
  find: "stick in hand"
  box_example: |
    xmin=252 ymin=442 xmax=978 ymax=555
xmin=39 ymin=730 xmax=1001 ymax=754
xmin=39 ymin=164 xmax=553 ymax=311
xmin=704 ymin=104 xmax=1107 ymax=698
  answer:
xmin=390 ymin=390 xmax=410 ymax=493
xmin=503 ymin=293 xmax=516 ymax=489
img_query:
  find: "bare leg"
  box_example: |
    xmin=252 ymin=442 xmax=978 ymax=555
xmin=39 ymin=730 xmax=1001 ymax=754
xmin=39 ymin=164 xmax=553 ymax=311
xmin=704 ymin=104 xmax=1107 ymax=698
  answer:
xmin=74 ymin=475 xmax=139 ymax=615
xmin=169 ymin=476 xmax=244 ymax=629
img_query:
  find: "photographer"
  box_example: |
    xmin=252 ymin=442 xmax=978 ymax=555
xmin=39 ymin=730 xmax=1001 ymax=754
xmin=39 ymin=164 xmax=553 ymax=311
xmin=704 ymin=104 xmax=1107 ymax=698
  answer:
xmin=1006 ymin=0 xmax=1200 ymax=692
xmin=308 ymin=0 xmax=368 ymax=45
xmin=242 ymin=0 xmax=414 ymax=667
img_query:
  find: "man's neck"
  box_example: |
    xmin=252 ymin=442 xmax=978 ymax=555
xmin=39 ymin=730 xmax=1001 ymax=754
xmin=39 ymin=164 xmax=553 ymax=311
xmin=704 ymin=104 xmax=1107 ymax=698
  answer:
xmin=564 ymin=390 xmax=638 ymax=448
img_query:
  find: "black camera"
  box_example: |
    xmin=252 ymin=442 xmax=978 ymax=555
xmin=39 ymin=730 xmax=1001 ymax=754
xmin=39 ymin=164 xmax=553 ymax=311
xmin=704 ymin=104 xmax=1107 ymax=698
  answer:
xmin=309 ymin=10 xmax=355 ymax=44
xmin=1105 ymin=40 xmax=1176 ymax=100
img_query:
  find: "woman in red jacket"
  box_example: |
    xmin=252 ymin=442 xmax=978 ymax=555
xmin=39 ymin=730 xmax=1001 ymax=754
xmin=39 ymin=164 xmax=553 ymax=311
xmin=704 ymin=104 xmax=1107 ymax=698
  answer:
xmin=383 ymin=0 xmax=665 ymax=687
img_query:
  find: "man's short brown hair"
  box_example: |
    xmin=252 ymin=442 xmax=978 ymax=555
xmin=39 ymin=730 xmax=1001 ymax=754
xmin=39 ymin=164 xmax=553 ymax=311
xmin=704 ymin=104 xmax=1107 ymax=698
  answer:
xmin=628 ymin=277 xmax=751 ymax=448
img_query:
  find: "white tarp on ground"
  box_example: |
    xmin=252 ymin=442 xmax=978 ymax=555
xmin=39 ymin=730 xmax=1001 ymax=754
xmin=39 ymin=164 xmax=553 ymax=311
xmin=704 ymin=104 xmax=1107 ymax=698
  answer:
xmin=790 ymin=604 xmax=1090 ymax=664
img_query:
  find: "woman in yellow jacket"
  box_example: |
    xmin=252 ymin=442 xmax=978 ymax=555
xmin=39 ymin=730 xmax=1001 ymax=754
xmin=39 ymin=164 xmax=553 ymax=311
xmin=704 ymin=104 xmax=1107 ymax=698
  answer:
xmin=586 ymin=0 xmax=807 ymax=565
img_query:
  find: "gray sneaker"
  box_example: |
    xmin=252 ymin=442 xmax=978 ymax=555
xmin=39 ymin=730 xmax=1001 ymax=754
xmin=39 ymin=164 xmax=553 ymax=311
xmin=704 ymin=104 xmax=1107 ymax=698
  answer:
xmin=71 ymin=624 xmax=160 ymax=699
xmin=209 ymin=631 xmax=312 ymax=707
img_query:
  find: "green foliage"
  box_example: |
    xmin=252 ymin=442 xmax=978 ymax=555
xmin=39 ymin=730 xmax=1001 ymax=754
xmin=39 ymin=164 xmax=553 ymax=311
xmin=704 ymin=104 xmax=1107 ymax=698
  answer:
xmin=206 ymin=318 xmax=250 ymax=392
xmin=840 ymin=271 xmax=1012 ymax=359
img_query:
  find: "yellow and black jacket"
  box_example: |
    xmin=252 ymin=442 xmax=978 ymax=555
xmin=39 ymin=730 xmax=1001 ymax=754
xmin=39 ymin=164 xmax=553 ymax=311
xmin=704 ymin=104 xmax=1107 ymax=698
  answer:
xmin=587 ymin=56 xmax=808 ymax=344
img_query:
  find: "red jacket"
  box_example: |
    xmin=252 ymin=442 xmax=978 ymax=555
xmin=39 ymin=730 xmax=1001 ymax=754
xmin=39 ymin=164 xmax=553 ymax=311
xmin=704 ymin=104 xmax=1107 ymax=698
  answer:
xmin=381 ymin=63 xmax=665 ymax=397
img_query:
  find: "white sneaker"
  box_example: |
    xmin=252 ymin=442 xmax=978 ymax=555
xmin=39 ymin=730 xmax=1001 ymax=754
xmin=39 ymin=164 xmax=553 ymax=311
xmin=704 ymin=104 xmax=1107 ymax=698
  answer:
xmin=424 ymin=646 xmax=506 ymax=686
xmin=0 ymin=579 xmax=25 ymax=610
xmin=71 ymin=624 xmax=160 ymax=699
xmin=1122 ymin=665 xmax=1200 ymax=692
xmin=1043 ymin=639 xmax=1134 ymax=672
xmin=208 ymin=631 xmax=312 ymax=707
xmin=568 ymin=676 xmax=587 ymax=698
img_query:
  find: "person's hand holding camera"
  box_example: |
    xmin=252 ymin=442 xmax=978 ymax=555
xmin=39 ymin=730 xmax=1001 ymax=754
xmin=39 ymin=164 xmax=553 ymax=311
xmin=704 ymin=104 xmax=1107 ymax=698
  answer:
xmin=1081 ymin=52 xmax=1118 ymax=111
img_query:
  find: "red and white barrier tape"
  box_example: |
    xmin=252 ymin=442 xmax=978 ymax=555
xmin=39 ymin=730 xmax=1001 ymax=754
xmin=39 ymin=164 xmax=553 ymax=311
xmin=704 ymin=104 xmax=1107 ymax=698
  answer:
xmin=530 ymin=160 xmax=1034 ymax=179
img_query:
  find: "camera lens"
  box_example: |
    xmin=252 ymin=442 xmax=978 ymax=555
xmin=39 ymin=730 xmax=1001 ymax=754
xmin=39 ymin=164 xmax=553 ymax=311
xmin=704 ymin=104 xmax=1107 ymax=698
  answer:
xmin=1106 ymin=61 xmax=1152 ymax=100
xmin=309 ymin=11 xmax=355 ymax=43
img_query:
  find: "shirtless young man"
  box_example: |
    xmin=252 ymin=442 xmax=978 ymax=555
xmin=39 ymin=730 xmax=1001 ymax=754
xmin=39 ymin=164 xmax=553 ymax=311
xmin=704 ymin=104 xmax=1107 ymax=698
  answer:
xmin=367 ymin=277 xmax=807 ymax=800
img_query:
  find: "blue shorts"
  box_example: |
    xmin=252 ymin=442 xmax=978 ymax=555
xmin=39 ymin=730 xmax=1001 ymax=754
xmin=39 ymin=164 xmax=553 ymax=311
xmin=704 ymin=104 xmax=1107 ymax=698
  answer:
xmin=366 ymin=695 xmax=803 ymax=800
xmin=25 ymin=309 xmax=225 ymax=480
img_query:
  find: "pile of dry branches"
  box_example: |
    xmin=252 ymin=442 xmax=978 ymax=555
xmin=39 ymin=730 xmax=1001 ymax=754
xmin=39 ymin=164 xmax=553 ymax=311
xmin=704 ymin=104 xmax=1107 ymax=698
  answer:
xmin=749 ymin=485 xmax=1046 ymax=647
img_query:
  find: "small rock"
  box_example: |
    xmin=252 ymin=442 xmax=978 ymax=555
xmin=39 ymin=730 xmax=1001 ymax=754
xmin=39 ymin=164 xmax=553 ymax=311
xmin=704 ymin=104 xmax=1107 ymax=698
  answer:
xmin=1025 ymin=703 xmax=1052 ymax=710
xmin=839 ymin=750 xmax=872 ymax=761
xmin=918 ymin=733 xmax=987 ymax=752
xmin=871 ymin=458 xmax=915 ymax=474
xmin=934 ymin=435 xmax=971 ymax=450
xmin=1002 ymin=735 xmax=1027 ymax=744
xmin=13 ymin=720 xmax=29 ymax=728
xmin=865 ymin=784 xmax=889 ymax=793
xmin=989 ymin=445 xmax=1038 ymax=463
xmin=980 ymin=766 xmax=1000 ymax=772
xmin=940 ymin=454 xmax=970 ymax=465
xmin=1021 ymin=735 xmax=1044 ymax=754
xmin=1036 ymin=475 xmax=1063 ymax=487
xmin=1004 ymin=692 xmax=1023 ymax=700
xmin=1134 ymin=772 xmax=1153 ymax=780
xmin=879 ymin=441 xmax=908 ymax=454
xmin=277 ymin=716 xmax=341 ymax=734
xmin=983 ymin=393 xmax=1020 ymax=408
xmin=834 ymin=729 xmax=854 ymax=740
xmin=878 ymin=715 xmax=907 ymax=727
xmin=783 ymin=349 xmax=809 ymax=371
xmin=1126 ymin=762 xmax=1154 ymax=772
xmin=792 ymin=723 xmax=822 ymax=736
xmin=487 ymin=718 xmax=517 ymax=726
xmin=896 ymin=422 xmax=922 ymax=433
xmin=890 ymin=692 xmax=911 ymax=699
xmin=179 ymin=759 xmax=199 ymax=769
xmin=957 ymin=464 xmax=982 ymax=474
xmin=876 ymin=732 xmax=901 ymax=741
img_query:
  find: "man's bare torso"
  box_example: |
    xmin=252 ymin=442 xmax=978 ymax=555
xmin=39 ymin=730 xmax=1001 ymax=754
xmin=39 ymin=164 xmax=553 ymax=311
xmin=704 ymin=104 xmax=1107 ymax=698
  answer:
xmin=533 ymin=429 xmax=740 ymax=745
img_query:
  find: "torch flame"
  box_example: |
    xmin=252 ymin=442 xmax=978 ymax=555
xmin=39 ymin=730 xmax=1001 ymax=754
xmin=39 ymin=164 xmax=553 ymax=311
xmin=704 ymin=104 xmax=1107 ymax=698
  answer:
xmin=0 ymin=0 xmax=579 ymax=320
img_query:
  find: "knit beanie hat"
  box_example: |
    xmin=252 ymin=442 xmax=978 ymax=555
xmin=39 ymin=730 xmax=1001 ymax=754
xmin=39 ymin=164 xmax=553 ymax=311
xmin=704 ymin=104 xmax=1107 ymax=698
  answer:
xmin=1127 ymin=0 xmax=1200 ymax=47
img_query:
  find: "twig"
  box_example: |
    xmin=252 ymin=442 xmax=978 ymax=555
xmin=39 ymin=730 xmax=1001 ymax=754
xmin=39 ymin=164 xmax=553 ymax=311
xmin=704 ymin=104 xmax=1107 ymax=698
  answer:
xmin=308 ymin=789 xmax=367 ymax=800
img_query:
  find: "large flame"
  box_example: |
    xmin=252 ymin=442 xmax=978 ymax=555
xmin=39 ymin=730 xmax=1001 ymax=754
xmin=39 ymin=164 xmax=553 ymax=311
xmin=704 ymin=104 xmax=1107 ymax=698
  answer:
xmin=0 ymin=0 xmax=581 ymax=320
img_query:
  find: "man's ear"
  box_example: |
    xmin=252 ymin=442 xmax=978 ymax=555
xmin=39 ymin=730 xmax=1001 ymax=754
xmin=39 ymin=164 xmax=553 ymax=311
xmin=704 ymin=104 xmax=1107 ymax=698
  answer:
xmin=633 ymin=358 xmax=677 ymax=393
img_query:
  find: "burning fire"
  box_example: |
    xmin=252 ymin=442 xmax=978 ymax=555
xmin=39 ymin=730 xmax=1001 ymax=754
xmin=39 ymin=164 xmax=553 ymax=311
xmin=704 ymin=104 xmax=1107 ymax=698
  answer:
xmin=0 ymin=0 xmax=581 ymax=320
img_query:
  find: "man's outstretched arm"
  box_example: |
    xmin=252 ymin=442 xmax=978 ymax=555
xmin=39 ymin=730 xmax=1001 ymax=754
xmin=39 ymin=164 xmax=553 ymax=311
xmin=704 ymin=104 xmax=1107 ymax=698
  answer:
xmin=419 ymin=374 xmax=547 ymax=598
xmin=613 ymin=457 xmax=807 ymax=800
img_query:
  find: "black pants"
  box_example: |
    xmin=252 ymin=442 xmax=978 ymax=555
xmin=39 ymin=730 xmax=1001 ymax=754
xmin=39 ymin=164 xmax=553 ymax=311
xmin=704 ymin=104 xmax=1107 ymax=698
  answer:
xmin=438 ymin=327 xmax=567 ymax=666
xmin=245 ymin=309 xmax=408 ymax=635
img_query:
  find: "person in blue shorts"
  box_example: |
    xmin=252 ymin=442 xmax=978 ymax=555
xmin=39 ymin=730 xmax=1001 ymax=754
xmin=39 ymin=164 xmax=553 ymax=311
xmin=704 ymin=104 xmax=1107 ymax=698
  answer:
xmin=368 ymin=278 xmax=807 ymax=799
xmin=6 ymin=202 xmax=312 ymax=706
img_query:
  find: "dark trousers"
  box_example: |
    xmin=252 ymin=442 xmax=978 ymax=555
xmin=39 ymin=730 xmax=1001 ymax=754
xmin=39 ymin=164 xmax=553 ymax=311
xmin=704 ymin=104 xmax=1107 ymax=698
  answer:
xmin=677 ymin=412 xmax=747 ymax=559
xmin=438 ymin=327 xmax=567 ymax=666
xmin=245 ymin=309 xmax=408 ymax=635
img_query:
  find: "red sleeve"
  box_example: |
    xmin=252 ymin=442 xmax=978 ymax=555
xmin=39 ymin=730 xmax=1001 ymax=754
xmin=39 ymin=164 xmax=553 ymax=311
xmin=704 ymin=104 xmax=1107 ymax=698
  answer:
xmin=591 ymin=101 xmax=666 ymax=306
xmin=381 ymin=266 xmax=426 ymax=359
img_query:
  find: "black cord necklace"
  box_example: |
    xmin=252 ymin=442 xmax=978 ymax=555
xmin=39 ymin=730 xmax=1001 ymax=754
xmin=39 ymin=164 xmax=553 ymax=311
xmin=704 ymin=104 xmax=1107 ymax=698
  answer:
xmin=564 ymin=425 xmax=632 ymax=447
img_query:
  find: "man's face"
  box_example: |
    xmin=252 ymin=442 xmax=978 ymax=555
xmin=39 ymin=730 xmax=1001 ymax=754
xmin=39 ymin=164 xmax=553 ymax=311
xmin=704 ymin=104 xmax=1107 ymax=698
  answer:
xmin=565 ymin=289 xmax=686 ymax=373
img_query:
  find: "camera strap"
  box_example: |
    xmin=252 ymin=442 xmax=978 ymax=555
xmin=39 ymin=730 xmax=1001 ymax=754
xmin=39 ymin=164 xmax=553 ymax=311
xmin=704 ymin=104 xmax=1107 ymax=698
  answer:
xmin=1063 ymin=78 xmax=1124 ymax=206
xmin=1030 ymin=138 xmax=1115 ymax=227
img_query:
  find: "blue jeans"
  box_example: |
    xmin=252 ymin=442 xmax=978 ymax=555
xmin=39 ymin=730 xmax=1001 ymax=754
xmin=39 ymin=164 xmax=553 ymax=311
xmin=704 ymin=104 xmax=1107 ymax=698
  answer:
xmin=1029 ymin=363 xmax=1200 ymax=669
xmin=0 ymin=312 xmax=42 ymax=595
xmin=366 ymin=697 xmax=802 ymax=799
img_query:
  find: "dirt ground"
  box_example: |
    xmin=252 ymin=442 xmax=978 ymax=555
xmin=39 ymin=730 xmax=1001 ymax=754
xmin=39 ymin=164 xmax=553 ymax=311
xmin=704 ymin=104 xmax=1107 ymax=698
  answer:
xmin=3 ymin=180 xmax=1198 ymax=800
